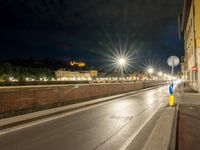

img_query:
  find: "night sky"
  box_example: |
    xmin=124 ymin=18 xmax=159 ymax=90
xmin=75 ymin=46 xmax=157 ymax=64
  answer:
xmin=0 ymin=0 xmax=184 ymax=72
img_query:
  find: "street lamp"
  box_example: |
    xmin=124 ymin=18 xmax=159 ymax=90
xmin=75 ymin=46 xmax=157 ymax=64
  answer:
xmin=117 ymin=57 xmax=127 ymax=79
xmin=118 ymin=58 xmax=126 ymax=66
xmin=147 ymin=67 xmax=154 ymax=80
xmin=158 ymin=71 xmax=163 ymax=80
xmin=109 ymin=49 xmax=133 ymax=81
xmin=158 ymin=72 xmax=163 ymax=76
xmin=148 ymin=68 xmax=154 ymax=74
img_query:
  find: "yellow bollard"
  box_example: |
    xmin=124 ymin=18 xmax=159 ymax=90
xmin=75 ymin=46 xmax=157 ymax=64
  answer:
xmin=169 ymin=95 xmax=174 ymax=106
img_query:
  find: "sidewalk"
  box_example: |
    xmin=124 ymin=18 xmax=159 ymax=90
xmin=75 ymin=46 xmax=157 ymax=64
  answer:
xmin=139 ymin=83 xmax=200 ymax=150
xmin=175 ymin=85 xmax=200 ymax=150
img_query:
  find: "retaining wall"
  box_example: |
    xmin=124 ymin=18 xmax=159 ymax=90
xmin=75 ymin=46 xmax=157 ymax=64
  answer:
xmin=0 ymin=81 xmax=166 ymax=118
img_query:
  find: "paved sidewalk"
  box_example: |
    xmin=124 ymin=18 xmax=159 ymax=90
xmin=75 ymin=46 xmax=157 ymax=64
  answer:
xmin=141 ymin=83 xmax=200 ymax=150
xmin=177 ymin=104 xmax=200 ymax=150
xmin=175 ymin=85 xmax=200 ymax=150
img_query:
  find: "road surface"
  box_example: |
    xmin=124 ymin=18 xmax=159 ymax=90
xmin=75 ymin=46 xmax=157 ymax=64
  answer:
xmin=0 ymin=86 xmax=169 ymax=150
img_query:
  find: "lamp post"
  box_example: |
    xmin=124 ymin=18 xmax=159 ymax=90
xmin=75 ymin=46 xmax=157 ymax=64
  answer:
xmin=158 ymin=72 xmax=163 ymax=76
xmin=117 ymin=58 xmax=127 ymax=80
xmin=158 ymin=71 xmax=163 ymax=80
xmin=148 ymin=68 xmax=154 ymax=80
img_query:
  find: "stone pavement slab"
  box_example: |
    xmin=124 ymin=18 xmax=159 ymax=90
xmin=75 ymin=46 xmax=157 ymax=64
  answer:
xmin=177 ymin=104 xmax=200 ymax=150
xmin=175 ymin=83 xmax=200 ymax=150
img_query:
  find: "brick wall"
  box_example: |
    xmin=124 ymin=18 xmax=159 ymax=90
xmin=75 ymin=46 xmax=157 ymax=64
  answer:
xmin=0 ymin=81 xmax=166 ymax=118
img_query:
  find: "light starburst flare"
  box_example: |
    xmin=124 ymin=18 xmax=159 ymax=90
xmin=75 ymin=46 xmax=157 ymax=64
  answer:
xmin=110 ymin=51 xmax=133 ymax=75
xmin=117 ymin=58 xmax=126 ymax=66
xmin=148 ymin=68 xmax=154 ymax=74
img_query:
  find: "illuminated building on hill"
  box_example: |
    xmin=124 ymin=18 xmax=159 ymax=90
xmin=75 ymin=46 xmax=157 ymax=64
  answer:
xmin=55 ymin=69 xmax=98 ymax=81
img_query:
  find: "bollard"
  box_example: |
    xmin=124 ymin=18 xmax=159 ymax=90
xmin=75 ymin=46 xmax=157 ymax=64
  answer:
xmin=169 ymin=95 xmax=174 ymax=106
xmin=169 ymin=83 xmax=174 ymax=106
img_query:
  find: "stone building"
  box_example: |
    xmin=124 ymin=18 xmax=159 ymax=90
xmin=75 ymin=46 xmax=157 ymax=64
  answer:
xmin=55 ymin=69 xmax=98 ymax=81
xmin=180 ymin=0 xmax=200 ymax=91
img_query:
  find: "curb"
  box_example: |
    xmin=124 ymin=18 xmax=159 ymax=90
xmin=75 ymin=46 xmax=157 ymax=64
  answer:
xmin=0 ymin=85 xmax=163 ymax=130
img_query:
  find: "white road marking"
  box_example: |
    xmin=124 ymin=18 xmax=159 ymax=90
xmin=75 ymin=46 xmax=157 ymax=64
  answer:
xmin=119 ymin=103 xmax=163 ymax=150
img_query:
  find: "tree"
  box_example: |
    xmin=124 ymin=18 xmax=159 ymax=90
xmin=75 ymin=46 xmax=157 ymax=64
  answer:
xmin=18 ymin=75 xmax=25 ymax=84
xmin=0 ymin=74 xmax=9 ymax=82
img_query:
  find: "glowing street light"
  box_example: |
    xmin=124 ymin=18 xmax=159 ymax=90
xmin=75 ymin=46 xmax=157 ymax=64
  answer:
xmin=148 ymin=68 xmax=154 ymax=74
xmin=117 ymin=58 xmax=126 ymax=66
xmin=147 ymin=67 xmax=154 ymax=80
xmin=158 ymin=72 xmax=163 ymax=76
xmin=117 ymin=57 xmax=127 ymax=78
xmin=109 ymin=49 xmax=134 ymax=81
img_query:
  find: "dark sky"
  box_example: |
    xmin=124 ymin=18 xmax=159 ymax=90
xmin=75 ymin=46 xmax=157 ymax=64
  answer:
xmin=0 ymin=0 xmax=184 ymax=71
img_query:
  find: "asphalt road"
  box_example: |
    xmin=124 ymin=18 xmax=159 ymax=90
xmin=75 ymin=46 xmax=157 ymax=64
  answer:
xmin=0 ymin=86 xmax=169 ymax=150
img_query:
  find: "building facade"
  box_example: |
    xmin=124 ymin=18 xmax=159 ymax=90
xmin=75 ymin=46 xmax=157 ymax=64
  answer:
xmin=180 ymin=56 xmax=188 ymax=79
xmin=55 ymin=69 xmax=98 ymax=81
xmin=181 ymin=0 xmax=200 ymax=91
